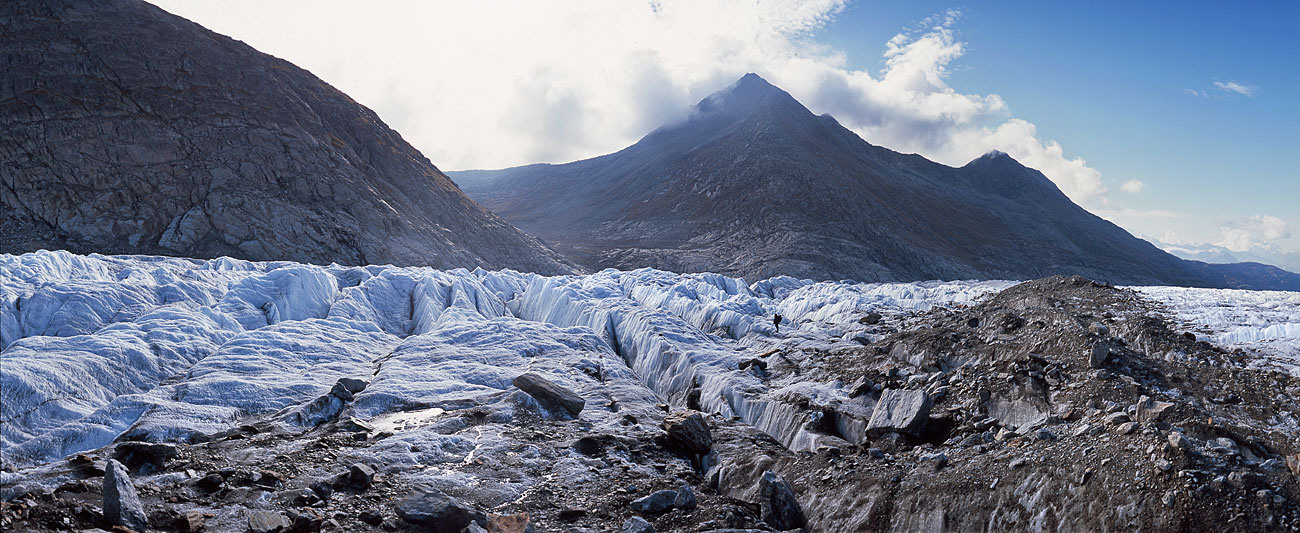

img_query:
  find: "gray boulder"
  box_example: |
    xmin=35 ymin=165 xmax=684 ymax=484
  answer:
xmin=663 ymin=410 xmax=712 ymax=454
xmin=347 ymin=463 xmax=376 ymax=490
xmin=758 ymin=471 xmax=805 ymax=530
xmin=103 ymin=459 xmax=147 ymax=531
xmin=396 ymin=488 xmax=477 ymax=531
xmin=631 ymin=489 xmax=679 ymax=513
xmin=623 ymin=516 xmax=657 ymax=533
xmin=866 ymin=389 xmax=932 ymax=437
xmin=513 ymin=373 xmax=585 ymax=418
xmin=674 ymin=485 xmax=697 ymax=510
xmin=247 ymin=510 xmax=290 ymax=533
xmin=1089 ymin=342 xmax=1110 ymax=369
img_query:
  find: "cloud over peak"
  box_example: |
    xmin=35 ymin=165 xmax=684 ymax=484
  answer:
xmin=149 ymin=0 xmax=1115 ymax=206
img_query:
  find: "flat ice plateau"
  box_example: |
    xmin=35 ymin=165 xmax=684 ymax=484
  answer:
xmin=2 ymin=251 xmax=1295 ymax=471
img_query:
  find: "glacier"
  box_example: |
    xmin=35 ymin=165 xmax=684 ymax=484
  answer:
xmin=2 ymin=250 xmax=1296 ymax=476
xmin=1133 ymin=285 xmax=1300 ymax=375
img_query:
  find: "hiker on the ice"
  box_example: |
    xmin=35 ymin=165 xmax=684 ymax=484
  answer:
xmin=773 ymin=314 xmax=783 ymax=333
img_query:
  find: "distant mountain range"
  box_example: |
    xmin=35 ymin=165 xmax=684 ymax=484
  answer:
xmin=0 ymin=0 xmax=574 ymax=274
xmin=453 ymin=74 xmax=1300 ymax=290
xmin=1151 ymin=238 xmax=1300 ymax=275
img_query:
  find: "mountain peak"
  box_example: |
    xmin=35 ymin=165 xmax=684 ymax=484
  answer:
xmin=964 ymin=149 xmax=1025 ymax=169
xmin=697 ymin=73 xmax=805 ymax=117
xmin=735 ymin=72 xmax=775 ymax=89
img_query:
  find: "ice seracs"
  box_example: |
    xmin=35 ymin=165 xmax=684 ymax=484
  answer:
xmin=2 ymin=250 xmax=1295 ymax=476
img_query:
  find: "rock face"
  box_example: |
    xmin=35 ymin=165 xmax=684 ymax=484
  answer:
xmin=452 ymin=74 xmax=1300 ymax=290
xmin=0 ymin=0 xmax=574 ymax=274
xmin=102 ymin=459 xmax=147 ymax=531
xmin=513 ymin=372 xmax=585 ymax=418
xmin=866 ymin=389 xmax=932 ymax=437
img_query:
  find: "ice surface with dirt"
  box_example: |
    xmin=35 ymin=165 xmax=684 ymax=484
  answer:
xmin=3 ymin=250 xmax=1295 ymax=473
xmin=1133 ymin=285 xmax=1300 ymax=374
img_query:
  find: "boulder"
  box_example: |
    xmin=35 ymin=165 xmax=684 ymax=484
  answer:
xmin=487 ymin=512 xmax=534 ymax=533
xmin=177 ymin=510 xmax=205 ymax=533
xmin=103 ymin=459 xmax=148 ymax=531
xmin=1088 ymin=343 xmax=1110 ymax=369
xmin=195 ymin=472 xmax=224 ymax=492
xmin=337 ymin=377 xmax=369 ymax=394
xmin=113 ymin=441 xmax=179 ymax=474
xmin=631 ymin=489 xmax=679 ymax=513
xmin=248 ymin=510 xmax=290 ymax=533
xmin=662 ymin=410 xmax=712 ymax=454
xmin=622 ymin=516 xmax=656 ymax=533
xmin=330 ymin=381 xmax=356 ymax=401
xmin=513 ymin=373 xmax=585 ymax=418
xmin=348 ymin=463 xmax=376 ymax=490
xmin=866 ymin=389 xmax=931 ymax=437
xmin=673 ymin=485 xmax=697 ymax=510
xmin=1135 ymin=396 xmax=1174 ymax=423
xmin=848 ymin=376 xmax=875 ymax=398
xmin=758 ymin=471 xmax=805 ymax=530
xmin=396 ymin=488 xmax=477 ymax=532
xmin=359 ymin=510 xmax=384 ymax=526
xmin=288 ymin=509 xmax=324 ymax=532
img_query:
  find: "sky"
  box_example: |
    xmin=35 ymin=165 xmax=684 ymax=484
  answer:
xmin=147 ymin=0 xmax=1300 ymax=265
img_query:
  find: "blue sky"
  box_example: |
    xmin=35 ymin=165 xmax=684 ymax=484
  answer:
xmin=817 ymin=1 xmax=1299 ymax=254
xmin=151 ymin=0 xmax=1298 ymax=262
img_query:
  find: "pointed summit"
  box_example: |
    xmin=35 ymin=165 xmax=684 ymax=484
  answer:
xmin=963 ymin=150 xmax=1021 ymax=168
xmin=698 ymin=73 xmax=808 ymax=118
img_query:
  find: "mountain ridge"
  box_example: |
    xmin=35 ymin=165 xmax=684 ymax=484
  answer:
xmin=452 ymin=73 xmax=1299 ymax=290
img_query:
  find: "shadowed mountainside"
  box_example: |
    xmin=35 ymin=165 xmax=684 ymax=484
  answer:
xmin=0 ymin=0 xmax=575 ymax=273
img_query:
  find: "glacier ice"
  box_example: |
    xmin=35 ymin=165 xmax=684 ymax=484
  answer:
xmin=3 ymin=250 xmax=1295 ymax=472
xmin=1132 ymin=285 xmax=1300 ymax=375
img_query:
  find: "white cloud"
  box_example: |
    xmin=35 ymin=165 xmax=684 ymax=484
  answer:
xmin=147 ymin=1 xmax=1113 ymax=205
xmin=1186 ymin=80 xmax=1258 ymax=98
xmin=1217 ymin=215 xmax=1292 ymax=252
xmin=1213 ymin=80 xmax=1257 ymax=97
xmin=1120 ymin=180 xmax=1145 ymax=193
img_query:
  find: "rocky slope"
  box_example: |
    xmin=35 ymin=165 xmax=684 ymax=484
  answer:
xmin=2 ymin=251 xmax=1297 ymax=532
xmin=0 ymin=0 xmax=574 ymax=273
xmin=452 ymin=74 xmax=1299 ymax=290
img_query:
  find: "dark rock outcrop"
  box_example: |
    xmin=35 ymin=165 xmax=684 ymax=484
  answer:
xmin=0 ymin=0 xmax=574 ymax=274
